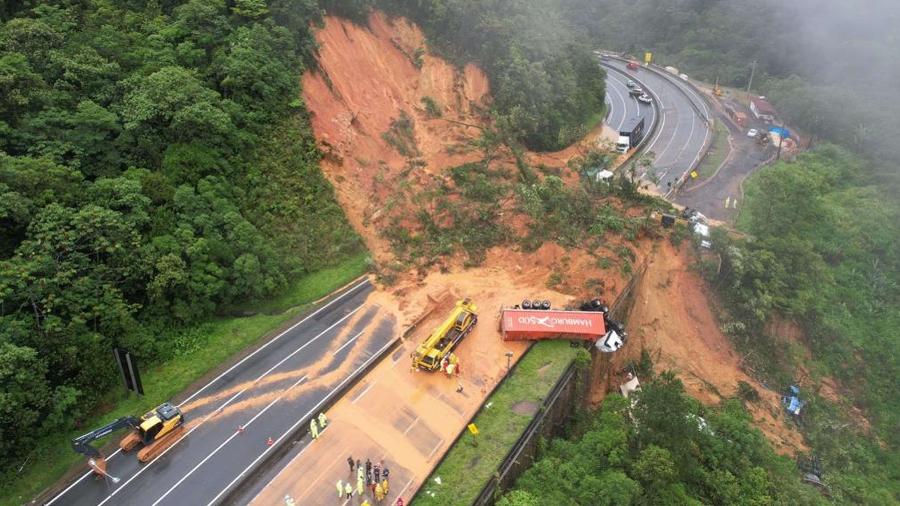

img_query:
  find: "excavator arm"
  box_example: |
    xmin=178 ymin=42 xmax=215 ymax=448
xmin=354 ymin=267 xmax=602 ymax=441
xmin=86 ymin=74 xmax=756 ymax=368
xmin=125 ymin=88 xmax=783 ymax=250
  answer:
xmin=71 ymin=416 xmax=140 ymax=458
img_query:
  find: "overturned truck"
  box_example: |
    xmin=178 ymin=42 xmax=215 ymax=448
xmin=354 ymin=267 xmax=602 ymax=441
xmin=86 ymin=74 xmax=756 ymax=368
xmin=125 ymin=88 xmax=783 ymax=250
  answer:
xmin=500 ymin=299 xmax=627 ymax=352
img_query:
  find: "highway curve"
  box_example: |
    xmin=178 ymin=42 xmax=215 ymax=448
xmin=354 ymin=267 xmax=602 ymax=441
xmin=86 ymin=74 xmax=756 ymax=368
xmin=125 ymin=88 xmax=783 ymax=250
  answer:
xmin=600 ymin=58 xmax=711 ymax=196
xmin=44 ymin=278 xmax=396 ymax=506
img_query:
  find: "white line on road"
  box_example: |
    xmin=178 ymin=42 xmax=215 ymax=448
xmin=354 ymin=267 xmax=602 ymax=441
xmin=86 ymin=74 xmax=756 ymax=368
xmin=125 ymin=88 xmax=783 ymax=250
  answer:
xmin=351 ymin=381 xmax=377 ymax=404
xmin=93 ymin=307 xmax=365 ymax=506
xmin=645 ymin=90 xmax=668 ymax=155
xmin=403 ymin=417 xmax=420 ymax=436
xmin=604 ymin=75 xmax=630 ymax=131
xmin=149 ymin=374 xmax=310 ymax=506
xmin=332 ymin=330 xmax=364 ymax=357
xmin=392 ymin=478 xmax=414 ymax=505
xmin=426 ymin=438 xmax=445 ymax=461
xmin=204 ymin=337 xmax=399 ymax=506
xmin=44 ymin=278 xmax=370 ymax=506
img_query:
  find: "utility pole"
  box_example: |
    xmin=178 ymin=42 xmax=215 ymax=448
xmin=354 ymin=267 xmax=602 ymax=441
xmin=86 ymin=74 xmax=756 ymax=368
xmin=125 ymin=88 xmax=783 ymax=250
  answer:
xmin=746 ymin=59 xmax=757 ymax=103
xmin=776 ymin=120 xmax=785 ymax=161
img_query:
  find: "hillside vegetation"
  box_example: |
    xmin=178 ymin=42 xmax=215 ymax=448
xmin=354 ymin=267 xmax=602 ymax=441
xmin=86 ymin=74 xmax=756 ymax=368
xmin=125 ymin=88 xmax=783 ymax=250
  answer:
xmin=711 ymin=146 xmax=899 ymax=502
xmin=331 ymin=0 xmax=607 ymax=151
xmin=0 ymin=0 xmax=363 ymax=484
xmin=500 ymin=372 xmax=830 ymax=506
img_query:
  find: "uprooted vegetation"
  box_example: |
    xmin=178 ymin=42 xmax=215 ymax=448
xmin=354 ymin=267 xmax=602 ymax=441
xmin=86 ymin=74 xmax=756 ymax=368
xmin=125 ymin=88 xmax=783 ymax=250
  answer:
xmin=376 ymin=145 xmax=669 ymax=277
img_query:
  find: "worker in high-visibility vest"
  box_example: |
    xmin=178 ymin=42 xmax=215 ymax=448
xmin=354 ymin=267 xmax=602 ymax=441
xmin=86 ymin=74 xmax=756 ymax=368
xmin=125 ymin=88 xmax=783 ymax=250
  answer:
xmin=375 ymin=482 xmax=386 ymax=501
xmin=310 ymin=418 xmax=319 ymax=440
xmin=336 ymin=480 xmax=343 ymax=498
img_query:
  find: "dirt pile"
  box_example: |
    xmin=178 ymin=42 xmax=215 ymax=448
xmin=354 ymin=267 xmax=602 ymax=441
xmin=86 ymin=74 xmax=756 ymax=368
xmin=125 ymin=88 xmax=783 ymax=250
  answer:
xmin=622 ymin=241 xmax=807 ymax=454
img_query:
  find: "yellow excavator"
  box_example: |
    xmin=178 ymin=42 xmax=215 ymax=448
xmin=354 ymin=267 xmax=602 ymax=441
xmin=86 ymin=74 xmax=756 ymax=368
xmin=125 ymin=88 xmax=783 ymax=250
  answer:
xmin=71 ymin=402 xmax=186 ymax=475
xmin=413 ymin=299 xmax=478 ymax=371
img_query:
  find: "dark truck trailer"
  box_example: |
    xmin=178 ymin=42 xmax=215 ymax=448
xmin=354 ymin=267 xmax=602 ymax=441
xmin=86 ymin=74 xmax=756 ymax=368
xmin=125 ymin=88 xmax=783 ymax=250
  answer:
xmin=616 ymin=117 xmax=645 ymax=153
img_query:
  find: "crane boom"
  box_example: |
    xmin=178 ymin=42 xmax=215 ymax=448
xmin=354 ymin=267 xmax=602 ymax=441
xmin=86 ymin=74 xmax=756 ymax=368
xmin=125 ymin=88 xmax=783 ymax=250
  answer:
xmin=71 ymin=416 xmax=140 ymax=458
xmin=413 ymin=299 xmax=477 ymax=371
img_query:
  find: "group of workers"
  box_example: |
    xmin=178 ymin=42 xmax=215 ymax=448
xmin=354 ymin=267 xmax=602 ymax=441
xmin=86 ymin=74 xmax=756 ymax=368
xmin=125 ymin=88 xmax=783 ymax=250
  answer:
xmin=336 ymin=457 xmax=402 ymax=504
xmin=310 ymin=411 xmax=328 ymax=440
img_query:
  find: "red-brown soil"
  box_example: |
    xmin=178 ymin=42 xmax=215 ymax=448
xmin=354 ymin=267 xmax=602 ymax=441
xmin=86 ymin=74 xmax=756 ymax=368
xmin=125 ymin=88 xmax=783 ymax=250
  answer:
xmin=299 ymin=9 xmax=805 ymax=461
xmin=622 ymin=241 xmax=807 ymax=455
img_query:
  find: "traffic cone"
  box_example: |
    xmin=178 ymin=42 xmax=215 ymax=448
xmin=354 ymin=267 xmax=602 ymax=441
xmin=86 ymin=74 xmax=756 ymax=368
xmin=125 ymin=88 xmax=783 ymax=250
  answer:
xmin=236 ymin=425 xmax=244 ymax=434
xmin=266 ymin=437 xmax=274 ymax=446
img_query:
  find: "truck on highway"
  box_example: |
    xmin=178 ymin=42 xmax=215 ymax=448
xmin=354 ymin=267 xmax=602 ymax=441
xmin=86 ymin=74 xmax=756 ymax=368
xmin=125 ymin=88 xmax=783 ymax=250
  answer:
xmin=616 ymin=117 xmax=645 ymax=153
xmin=412 ymin=299 xmax=477 ymax=371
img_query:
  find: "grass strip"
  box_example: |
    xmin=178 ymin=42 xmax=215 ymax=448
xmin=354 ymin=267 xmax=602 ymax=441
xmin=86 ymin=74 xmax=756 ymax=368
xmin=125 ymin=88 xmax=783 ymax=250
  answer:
xmin=2 ymin=252 xmax=370 ymax=506
xmin=695 ymin=120 xmax=730 ymax=178
xmin=414 ymin=340 xmax=578 ymax=506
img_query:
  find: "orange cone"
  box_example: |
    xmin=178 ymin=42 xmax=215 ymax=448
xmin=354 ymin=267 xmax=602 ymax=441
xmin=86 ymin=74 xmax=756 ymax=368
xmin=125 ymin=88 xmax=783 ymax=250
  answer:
xmin=266 ymin=437 xmax=274 ymax=446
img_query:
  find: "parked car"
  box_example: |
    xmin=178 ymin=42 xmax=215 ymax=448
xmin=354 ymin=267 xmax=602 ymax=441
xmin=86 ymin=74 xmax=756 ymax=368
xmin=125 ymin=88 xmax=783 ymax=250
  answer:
xmin=747 ymin=128 xmax=759 ymax=137
xmin=629 ymin=87 xmax=643 ymax=97
xmin=626 ymin=80 xmax=637 ymax=88
xmin=638 ymin=94 xmax=652 ymax=104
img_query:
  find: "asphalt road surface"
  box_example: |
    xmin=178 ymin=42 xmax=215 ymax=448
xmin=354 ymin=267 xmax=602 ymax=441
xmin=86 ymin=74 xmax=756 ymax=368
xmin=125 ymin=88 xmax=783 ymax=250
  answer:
xmin=45 ymin=278 xmax=396 ymax=506
xmin=603 ymin=64 xmax=652 ymax=137
xmin=676 ymin=100 xmax=775 ymax=221
xmin=601 ymin=58 xmax=711 ymax=196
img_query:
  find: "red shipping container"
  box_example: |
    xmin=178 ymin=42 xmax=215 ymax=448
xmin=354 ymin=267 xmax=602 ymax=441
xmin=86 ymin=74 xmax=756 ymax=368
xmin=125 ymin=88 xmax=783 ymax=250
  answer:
xmin=500 ymin=309 xmax=606 ymax=342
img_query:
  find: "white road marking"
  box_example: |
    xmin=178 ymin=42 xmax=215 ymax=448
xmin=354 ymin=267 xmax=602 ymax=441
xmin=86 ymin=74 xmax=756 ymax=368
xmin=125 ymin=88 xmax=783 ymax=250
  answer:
xmin=148 ymin=375 xmax=310 ymax=506
xmin=403 ymin=417 xmax=420 ymax=436
xmin=332 ymin=331 xmax=364 ymax=357
xmin=426 ymin=438 xmax=445 ymax=461
xmin=93 ymin=307 xmax=365 ymax=506
xmin=392 ymin=478 xmax=414 ymax=505
xmin=204 ymin=337 xmax=398 ymax=506
xmin=44 ymin=278 xmax=370 ymax=506
xmin=351 ymin=381 xmax=377 ymax=404
xmin=645 ymin=88 xmax=668 ymax=154
xmin=604 ymin=74 xmax=630 ymax=131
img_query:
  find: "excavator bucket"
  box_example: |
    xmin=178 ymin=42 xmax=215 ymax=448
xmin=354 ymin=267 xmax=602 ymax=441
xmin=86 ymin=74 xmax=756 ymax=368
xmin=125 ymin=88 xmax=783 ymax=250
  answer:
xmin=119 ymin=431 xmax=142 ymax=452
xmin=137 ymin=425 xmax=185 ymax=463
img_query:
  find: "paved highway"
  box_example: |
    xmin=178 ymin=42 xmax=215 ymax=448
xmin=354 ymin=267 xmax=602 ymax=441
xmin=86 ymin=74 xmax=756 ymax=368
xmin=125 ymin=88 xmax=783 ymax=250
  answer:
xmin=601 ymin=58 xmax=711 ymax=196
xmin=45 ymin=278 xmax=396 ymax=506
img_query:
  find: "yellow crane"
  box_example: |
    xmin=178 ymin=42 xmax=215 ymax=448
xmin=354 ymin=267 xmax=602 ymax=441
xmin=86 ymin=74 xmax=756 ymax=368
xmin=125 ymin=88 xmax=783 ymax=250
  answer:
xmin=412 ymin=299 xmax=478 ymax=371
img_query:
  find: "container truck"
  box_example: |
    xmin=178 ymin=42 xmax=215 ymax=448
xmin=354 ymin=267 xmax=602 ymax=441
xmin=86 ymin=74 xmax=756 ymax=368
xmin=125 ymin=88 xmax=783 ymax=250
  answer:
xmin=616 ymin=117 xmax=645 ymax=153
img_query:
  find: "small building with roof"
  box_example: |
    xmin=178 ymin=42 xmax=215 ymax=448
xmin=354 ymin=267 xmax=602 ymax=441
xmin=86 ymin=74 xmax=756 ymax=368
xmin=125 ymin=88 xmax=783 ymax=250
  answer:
xmin=750 ymin=96 xmax=777 ymax=122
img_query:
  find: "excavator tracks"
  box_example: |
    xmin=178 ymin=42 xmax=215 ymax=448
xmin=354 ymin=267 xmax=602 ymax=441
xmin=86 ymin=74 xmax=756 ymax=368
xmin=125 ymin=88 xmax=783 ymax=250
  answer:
xmin=137 ymin=425 xmax=186 ymax=463
xmin=119 ymin=431 xmax=142 ymax=452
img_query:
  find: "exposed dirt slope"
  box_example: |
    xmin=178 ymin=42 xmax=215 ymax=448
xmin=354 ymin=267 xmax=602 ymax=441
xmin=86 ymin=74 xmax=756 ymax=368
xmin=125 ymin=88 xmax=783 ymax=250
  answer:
xmin=303 ymin=12 xmax=491 ymax=260
xmin=299 ymin=10 xmax=802 ymax=456
xmin=302 ymin=12 xmax=610 ymax=263
xmin=624 ymin=241 xmax=807 ymax=455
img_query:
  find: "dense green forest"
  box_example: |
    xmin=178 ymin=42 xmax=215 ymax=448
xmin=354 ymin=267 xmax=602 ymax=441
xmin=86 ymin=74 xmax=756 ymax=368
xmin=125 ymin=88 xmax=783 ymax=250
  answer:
xmin=709 ymin=146 xmax=900 ymax=503
xmin=0 ymin=0 xmax=365 ymax=479
xmin=499 ymin=371 xmax=831 ymax=506
xmin=334 ymin=0 xmax=607 ymax=150
xmin=0 ymin=0 xmax=608 ymax=495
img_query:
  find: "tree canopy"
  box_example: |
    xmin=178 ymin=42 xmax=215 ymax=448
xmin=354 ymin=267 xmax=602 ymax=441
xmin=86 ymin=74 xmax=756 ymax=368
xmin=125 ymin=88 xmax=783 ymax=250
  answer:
xmin=0 ymin=0 xmax=361 ymax=477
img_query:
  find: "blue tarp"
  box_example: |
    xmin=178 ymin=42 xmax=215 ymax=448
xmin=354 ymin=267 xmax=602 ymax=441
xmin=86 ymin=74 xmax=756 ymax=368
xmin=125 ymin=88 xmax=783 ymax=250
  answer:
xmin=769 ymin=126 xmax=791 ymax=139
xmin=782 ymin=385 xmax=805 ymax=415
